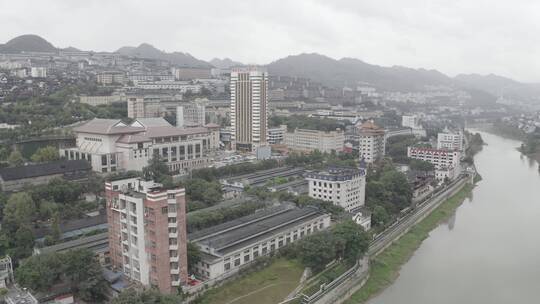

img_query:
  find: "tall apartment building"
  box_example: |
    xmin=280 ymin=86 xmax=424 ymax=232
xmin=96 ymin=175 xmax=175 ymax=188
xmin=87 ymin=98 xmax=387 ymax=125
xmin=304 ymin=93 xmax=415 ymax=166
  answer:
xmin=437 ymin=129 xmax=463 ymax=151
xmin=105 ymin=177 xmax=188 ymax=293
xmin=357 ymin=121 xmax=385 ymax=163
xmin=176 ymin=103 xmax=205 ymax=128
xmin=230 ymin=67 xmax=268 ymax=152
xmin=305 ymin=167 xmax=366 ymax=212
xmin=61 ymin=118 xmax=218 ymax=175
xmin=284 ymin=128 xmax=345 ymax=153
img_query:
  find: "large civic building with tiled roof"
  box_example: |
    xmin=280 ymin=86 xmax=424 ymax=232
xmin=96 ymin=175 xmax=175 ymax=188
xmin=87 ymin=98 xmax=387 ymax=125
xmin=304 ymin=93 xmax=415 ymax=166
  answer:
xmin=61 ymin=117 xmax=219 ymax=175
xmin=189 ymin=205 xmax=330 ymax=281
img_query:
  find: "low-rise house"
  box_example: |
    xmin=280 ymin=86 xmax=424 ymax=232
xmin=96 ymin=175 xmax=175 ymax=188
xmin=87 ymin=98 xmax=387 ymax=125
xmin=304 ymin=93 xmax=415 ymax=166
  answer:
xmin=0 ymin=159 xmax=91 ymax=192
xmin=189 ymin=204 xmax=331 ymax=281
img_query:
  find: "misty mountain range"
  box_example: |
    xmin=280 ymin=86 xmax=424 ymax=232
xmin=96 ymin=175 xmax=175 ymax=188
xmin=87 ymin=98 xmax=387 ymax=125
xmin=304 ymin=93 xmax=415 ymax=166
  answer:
xmin=2 ymin=34 xmax=539 ymax=103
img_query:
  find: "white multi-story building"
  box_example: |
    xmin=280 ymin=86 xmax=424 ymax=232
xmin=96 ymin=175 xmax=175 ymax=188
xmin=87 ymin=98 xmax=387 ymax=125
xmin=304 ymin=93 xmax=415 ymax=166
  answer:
xmin=357 ymin=121 xmax=385 ymax=163
xmin=176 ymin=103 xmax=205 ymax=128
xmin=79 ymin=94 xmax=125 ymax=106
xmin=30 ymin=67 xmax=47 ymax=78
xmin=267 ymin=125 xmax=287 ymax=145
xmin=402 ymin=115 xmax=420 ymax=129
xmin=407 ymin=147 xmax=461 ymax=181
xmin=61 ymin=118 xmax=219 ymax=175
xmin=284 ymin=128 xmax=345 ymax=153
xmin=230 ymin=67 xmax=268 ymax=152
xmin=437 ymin=128 xmax=463 ymax=151
xmin=305 ymin=167 xmax=366 ymax=212
xmin=97 ymin=71 xmax=125 ymax=85
xmin=134 ymin=81 xmax=202 ymax=93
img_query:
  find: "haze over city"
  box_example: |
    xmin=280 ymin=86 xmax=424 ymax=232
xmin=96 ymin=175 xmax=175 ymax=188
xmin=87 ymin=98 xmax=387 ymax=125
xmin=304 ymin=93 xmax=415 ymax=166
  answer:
xmin=1 ymin=1 xmax=540 ymax=304
xmin=2 ymin=0 xmax=540 ymax=81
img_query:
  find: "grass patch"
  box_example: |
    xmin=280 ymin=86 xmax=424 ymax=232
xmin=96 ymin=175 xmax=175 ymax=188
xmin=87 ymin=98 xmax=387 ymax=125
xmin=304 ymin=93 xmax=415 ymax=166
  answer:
xmin=197 ymin=258 xmax=304 ymax=304
xmin=302 ymin=262 xmax=349 ymax=296
xmin=345 ymin=183 xmax=474 ymax=304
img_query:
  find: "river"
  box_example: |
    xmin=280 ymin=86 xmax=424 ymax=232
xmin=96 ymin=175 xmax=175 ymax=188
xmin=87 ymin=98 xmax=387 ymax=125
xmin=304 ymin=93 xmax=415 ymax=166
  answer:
xmin=367 ymin=131 xmax=540 ymax=304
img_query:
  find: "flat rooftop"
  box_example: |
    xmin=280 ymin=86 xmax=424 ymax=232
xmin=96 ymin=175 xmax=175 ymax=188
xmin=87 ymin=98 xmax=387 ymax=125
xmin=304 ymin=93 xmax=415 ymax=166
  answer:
xmin=189 ymin=204 xmax=326 ymax=256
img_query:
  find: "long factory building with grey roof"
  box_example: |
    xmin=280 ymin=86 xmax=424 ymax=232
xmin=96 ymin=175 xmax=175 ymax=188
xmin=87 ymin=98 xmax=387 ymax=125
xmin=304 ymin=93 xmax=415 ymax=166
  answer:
xmin=188 ymin=204 xmax=331 ymax=280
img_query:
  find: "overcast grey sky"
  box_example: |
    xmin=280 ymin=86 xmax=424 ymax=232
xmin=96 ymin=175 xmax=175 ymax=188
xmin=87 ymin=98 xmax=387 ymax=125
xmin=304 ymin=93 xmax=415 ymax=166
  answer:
xmin=1 ymin=0 xmax=540 ymax=82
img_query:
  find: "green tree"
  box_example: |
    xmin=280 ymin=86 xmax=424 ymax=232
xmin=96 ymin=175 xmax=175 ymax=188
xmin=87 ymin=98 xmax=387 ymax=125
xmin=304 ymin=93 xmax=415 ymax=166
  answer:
xmin=7 ymin=150 xmax=24 ymax=166
xmin=298 ymin=231 xmax=337 ymax=272
xmin=16 ymin=250 xmax=106 ymax=302
xmin=3 ymin=192 xmax=36 ymax=232
xmin=31 ymin=146 xmax=60 ymax=162
xmin=15 ymin=253 xmax=63 ymax=291
xmin=8 ymin=225 xmax=35 ymax=261
xmin=372 ymin=205 xmax=390 ymax=227
xmin=332 ymin=220 xmax=370 ymax=264
xmin=62 ymin=249 xmax=107 ymax=302
xmin=409 ymin=159 xmax=435 ymax=172
xmin=143 ymin=156 xmax=170 ymax=184
xmin=187 ymin=242 xmax=201 ymax=273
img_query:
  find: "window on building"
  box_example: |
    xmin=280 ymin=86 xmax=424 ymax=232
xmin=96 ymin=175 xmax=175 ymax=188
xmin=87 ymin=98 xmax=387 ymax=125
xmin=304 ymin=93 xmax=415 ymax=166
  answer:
xmin=101 ymin=155 xmax=107 ymax=166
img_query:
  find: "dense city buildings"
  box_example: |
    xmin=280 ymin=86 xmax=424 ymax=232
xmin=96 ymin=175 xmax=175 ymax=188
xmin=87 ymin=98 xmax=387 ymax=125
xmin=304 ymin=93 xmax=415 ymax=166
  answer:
xmin=61 ymin=118 xmax=218 ymax=175
xmin=437 ymin=128 xmax=464 ymax=151
xmin=305 ymin=167 xmax=366 ymax=212
xmin=230 ymin=67 xmax=268 ymax=152
xmin=284 ymin=128 xmax=345 ymax=153
xmin=176 ymin=103 xmax=206 ymax=127
xmin=356 ymin=121 xmax=385 ymax=163
xmin=105 ymin=177 xmax=188 ymax=293
xmin=189 ymin=205 xmax=331 ymax=280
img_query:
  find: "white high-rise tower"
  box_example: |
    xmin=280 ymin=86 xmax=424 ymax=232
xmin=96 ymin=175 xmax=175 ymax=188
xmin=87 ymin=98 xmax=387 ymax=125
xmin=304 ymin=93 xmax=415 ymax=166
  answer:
xmin=230 ymin=67 xmax=268 ymax=152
